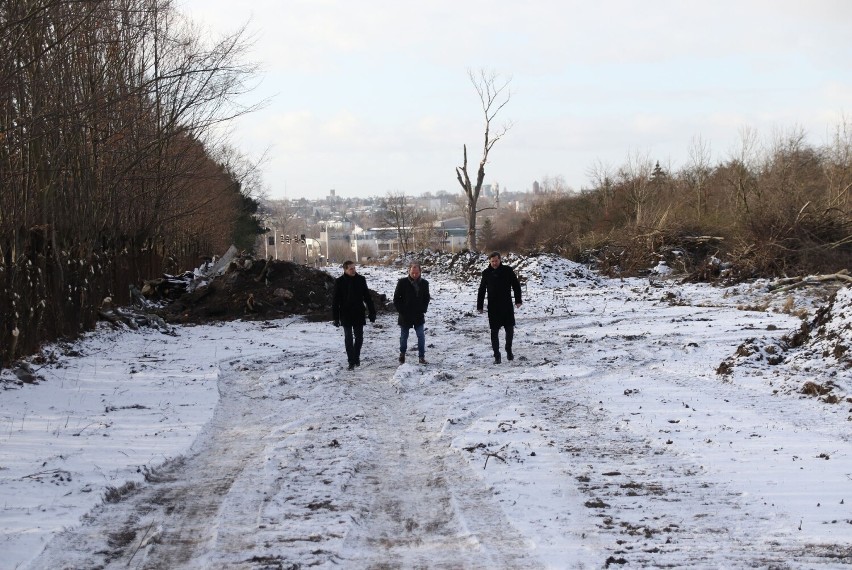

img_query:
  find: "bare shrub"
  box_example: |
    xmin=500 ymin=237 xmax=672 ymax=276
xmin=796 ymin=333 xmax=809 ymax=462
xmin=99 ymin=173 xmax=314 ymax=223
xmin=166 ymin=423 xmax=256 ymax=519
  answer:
xmin=103 ymin=481 xmax=139 ymax=503
xmin=801 ymin=381 xmax=833 ymax=397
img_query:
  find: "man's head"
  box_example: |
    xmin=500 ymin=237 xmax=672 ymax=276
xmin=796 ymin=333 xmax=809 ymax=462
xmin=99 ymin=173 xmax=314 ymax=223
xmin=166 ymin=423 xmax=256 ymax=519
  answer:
xmin=488 ymin=252 xmax=502 ymax=269
xmin=408 ymin=262 xmax=421 ymax=280
xmin=343 ymin=260 xmax=356 ymax=275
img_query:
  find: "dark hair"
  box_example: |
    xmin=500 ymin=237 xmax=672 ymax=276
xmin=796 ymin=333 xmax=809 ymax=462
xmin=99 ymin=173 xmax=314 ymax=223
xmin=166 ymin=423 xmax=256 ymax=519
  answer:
xmin=342 ymin=260 xmax=355 ymax=269
xmin=488 ymin=251 xmax=501 ymax=259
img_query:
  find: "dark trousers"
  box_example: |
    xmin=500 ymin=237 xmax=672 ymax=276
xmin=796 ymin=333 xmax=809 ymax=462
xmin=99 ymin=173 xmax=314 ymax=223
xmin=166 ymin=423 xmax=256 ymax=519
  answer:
xmin=490 ymin=325 xmax=513 ymax=355
xmin=343 ymin=324 xmax=364 ymax=364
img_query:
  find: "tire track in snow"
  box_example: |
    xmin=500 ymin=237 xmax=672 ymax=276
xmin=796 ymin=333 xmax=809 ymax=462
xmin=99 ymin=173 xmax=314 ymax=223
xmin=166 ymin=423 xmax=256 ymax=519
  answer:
xmin=335 ymin=363 xmax=545 ymax=569
xmin=29 ymin=354 xmax=282 ymax=569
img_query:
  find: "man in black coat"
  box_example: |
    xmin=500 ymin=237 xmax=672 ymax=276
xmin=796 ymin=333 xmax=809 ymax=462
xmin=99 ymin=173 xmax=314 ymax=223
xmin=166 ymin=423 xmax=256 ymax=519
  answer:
xmin=332 ymin=260 xmax=376 ymax=370
xmin=477 ymin=252 xmax=522 ymax=364
xmin=393 ymin=262 xmax=430 ymax=365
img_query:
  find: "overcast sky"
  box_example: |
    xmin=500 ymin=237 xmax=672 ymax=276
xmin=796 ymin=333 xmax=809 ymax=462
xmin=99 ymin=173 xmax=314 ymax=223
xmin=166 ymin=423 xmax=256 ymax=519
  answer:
xmin=178 ymin=0 xmax=851 ymax=200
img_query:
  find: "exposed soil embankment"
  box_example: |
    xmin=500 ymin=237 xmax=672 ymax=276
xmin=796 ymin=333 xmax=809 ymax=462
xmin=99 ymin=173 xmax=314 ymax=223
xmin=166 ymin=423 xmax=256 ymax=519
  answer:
xmin=158 ymin=259 xmax=388 ymax=325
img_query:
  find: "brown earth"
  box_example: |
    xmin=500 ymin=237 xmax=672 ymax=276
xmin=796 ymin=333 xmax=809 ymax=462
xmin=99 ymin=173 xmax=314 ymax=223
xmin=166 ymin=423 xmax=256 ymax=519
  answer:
xmin=157 ymin=259 xmax=389 ymax=325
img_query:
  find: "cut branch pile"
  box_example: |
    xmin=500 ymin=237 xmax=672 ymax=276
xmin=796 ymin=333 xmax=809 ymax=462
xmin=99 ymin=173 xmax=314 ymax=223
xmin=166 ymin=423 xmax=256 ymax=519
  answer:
xmin=767 ymin=270 xmax=852 ymax=293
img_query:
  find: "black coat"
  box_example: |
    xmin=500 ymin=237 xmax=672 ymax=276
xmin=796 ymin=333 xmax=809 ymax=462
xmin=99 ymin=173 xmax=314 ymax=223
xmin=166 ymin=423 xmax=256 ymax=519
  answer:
xmin=332 ymin=273 xmax=376 ymax=326
xmin=477 ymin=264 xmax=522 ymax=328
xmin=393 ymin=276 xmax=430 ymax=328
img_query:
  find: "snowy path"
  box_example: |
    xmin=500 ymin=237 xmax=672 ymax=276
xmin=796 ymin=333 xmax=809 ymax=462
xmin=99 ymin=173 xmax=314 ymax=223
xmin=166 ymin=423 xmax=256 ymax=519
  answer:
xmin=7 ymin=261 xmax=852 ymax=568
xmin=28 ymin=353 xmax=286 ymax=568
xmin=337 ymin=363 xmax=543 ymax=569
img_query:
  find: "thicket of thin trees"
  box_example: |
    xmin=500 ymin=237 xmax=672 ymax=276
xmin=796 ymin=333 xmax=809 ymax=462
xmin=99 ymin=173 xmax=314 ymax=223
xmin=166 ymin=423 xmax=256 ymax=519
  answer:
xmin=1 ymin=0 xmax=263 ymax=366
xmin=505 ymin=126 xmax=852 ymax=279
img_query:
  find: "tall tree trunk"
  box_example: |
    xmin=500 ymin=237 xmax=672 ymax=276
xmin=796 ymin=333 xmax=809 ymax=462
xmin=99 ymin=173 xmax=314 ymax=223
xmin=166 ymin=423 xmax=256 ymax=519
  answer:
xmin=454 ymin=69 xmax=511 ymax=251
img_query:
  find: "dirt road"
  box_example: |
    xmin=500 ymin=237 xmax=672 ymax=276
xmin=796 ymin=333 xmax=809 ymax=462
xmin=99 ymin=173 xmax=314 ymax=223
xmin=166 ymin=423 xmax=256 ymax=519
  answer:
xmin=28 ymin=267 xmax=852 ymax=568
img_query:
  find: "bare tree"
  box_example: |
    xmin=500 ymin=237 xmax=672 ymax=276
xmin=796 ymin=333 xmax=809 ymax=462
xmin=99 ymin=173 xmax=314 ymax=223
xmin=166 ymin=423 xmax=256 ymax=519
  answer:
xmin=586 ymin=159 xmax=616 ymax=215
xmin=259 ymin=199 xmax=300 ymax=258
xmin=0 ymin=0 xmax=262 ymax=366
xmin=380 ymin=191 xmax=422 ymax=254
xmin=683 ymin=135 xmax=713 ymax=220
xmin=327 ymin=240 xmax=355 ymax=265
xmin=617 ymin=150 xmax=655 ymax=225
xmin=538 ymin=175 xmax=571 ymax=195
xmin=455 ymin=69 xmax=512 ymax=251
xmin=823 ymin=117 xmax=852 ymax=210
xmin=213 ymin=145 xmax=270 ymax=201
xmin=726 ymin=126 xmax=763 ymax=217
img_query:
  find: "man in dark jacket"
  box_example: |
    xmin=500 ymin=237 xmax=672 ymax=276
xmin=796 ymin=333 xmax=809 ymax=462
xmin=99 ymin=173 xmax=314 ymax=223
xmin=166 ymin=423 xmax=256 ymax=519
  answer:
xmin=393 ymin=262 xmax=430 ymax=364
xmin=477 ymin=252 xmax=522 ymax=364
xmin=332 ymin=261 xmax=376 ymax=370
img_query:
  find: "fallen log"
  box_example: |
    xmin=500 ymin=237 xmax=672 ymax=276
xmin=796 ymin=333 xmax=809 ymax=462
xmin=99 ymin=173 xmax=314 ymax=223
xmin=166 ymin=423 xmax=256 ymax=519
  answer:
xmin=768 ymin=270 xmax=852 ymax=293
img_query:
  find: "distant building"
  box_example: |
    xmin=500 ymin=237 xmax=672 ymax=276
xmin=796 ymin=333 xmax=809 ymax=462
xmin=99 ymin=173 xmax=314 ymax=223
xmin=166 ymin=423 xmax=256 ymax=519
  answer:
xmin=508 ymin=200 xmax=528 ymax=213
xmin=319 ymin=219 xmax=353 ymax=261
xmin=352 ymin=228 xmax=399 ymax=261
xmin=432 ymin=217 xmax=469 ymax=251
xmin=349 ymin=217 xmax=470 ymax=260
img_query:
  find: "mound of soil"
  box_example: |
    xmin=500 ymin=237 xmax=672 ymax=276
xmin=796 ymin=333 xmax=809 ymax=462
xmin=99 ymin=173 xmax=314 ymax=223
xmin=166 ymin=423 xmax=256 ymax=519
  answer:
xmin=158 ymin=259 xmax=388 ymax=325
xmin=793 ymin=286 xmax=852 ymax=366
xmin=716 ymin=284 xmax=852 ymax=401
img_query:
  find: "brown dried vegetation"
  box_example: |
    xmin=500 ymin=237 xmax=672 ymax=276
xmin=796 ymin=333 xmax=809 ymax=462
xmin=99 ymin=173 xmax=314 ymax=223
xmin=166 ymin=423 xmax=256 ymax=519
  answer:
xmin=509 ymin=127 xmax=852 ymax=282
xmin=1 ymin=0 xmax=263 ymax=366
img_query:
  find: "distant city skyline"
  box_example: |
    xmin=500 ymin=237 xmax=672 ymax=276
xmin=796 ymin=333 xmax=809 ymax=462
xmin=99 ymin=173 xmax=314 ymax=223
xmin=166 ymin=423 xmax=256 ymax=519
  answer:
xmin=270 ymin=182 xmax=516 ymax=203
xmin=180 ymin=0 xmax=852 ymax=200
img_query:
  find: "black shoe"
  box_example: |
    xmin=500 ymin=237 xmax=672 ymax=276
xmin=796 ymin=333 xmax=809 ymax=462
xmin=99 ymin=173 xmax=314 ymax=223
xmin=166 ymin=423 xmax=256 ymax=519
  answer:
xmin=418 ymin=357 xmax=427 ymax=365
xmin=347 ymin=363 xmax=355 ymax=371
xmin=494 ymin=353 xmax=501 ymax=364
xmin=506 ymin=350 xmax=514 ymax=361
xmin=399 ymin=353 xmax=405 ymax=364
xmin=355 ymin=359 xmax=361 ymax=367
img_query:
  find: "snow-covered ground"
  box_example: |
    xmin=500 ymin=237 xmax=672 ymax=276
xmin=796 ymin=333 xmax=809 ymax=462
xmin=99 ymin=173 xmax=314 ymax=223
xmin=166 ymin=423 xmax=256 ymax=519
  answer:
xmin=1 ymin=254 xmax=851 ymax=569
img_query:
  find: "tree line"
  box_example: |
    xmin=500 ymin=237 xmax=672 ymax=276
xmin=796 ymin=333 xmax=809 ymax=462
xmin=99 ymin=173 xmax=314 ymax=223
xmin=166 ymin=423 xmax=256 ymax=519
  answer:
xmin=501 ymin=126 xmax=852 ymax=279
xmin=1 ymin=0 xmax=263 ymax=367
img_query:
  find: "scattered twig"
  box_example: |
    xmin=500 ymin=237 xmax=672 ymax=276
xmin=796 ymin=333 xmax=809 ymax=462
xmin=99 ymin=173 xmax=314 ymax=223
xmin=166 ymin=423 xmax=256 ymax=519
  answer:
xmin=127 ymin=519 xmax=157 ymax=566
xmin=483 ymin=443 xmax=510 ymax=469
xmin=22 ymin=468 xmax=67 ymax=480
xmin=73 ymin=423 xmax=99 ymax=436
xmin=484 ymin=451 xmax=507 ymax=469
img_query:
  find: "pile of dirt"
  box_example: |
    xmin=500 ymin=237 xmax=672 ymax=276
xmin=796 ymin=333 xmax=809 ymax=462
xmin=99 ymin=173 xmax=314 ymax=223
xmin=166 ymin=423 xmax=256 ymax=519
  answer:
xmin=157 ymin=258 xmax=388 ymax=325
xmin=387 ymin=250 xmax=486 ymax=283
xmin=391 ymin=251 xmax=601 ymax=293
xmin=787 ymin=285 xmax=852 ymax=368
xmin=716 ymin=285 xmax=852 ymax=401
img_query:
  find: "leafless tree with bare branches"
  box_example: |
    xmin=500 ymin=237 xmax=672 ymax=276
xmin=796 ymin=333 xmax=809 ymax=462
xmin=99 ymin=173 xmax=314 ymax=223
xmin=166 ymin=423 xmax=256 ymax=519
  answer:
xmin=683 ymin=135 xmax=713 ymax=220
xmin=617 ymin=150 xmax=655 ymax=225
xmin=455 ymin=69 xmax=512 ymax=251
xmin=380 ymin=192 xmax=423 ymax=255
xmin=0 ymin=0 xmax=263 ymax=366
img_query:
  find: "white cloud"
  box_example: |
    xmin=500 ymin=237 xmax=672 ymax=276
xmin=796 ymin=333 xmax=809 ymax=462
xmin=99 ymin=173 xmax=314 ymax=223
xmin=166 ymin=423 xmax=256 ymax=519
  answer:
xmin=178 ymin=0 xmax=852 ymax=198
